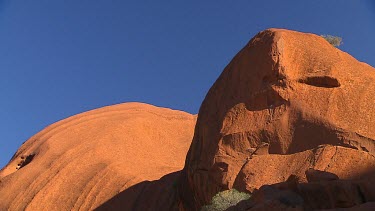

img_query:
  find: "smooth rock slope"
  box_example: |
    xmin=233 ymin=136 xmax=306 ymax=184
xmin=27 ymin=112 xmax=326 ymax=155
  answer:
xmin=0 ymin=103 xmax=196 ymax=210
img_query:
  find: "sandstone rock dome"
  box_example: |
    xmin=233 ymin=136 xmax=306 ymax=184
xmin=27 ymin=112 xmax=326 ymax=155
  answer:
xmin=1 ymin=28 xmax=375 ymax=211
xmin=179 ymin=29 xmax=375 ymax=210
xmin=0 ymin=103 xmax=196 ymax=210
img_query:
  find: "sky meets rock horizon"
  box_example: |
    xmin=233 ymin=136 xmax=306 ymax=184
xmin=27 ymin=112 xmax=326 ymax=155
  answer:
xmin=1 ymin=0 xmax=374 ymax=168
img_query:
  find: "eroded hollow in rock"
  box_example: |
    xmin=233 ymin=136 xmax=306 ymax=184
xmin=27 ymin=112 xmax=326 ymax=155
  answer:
xmin=298 ymin=76 xmax=340 ymax=88
xmin=16 ymin=154 xmax=35 ymax=170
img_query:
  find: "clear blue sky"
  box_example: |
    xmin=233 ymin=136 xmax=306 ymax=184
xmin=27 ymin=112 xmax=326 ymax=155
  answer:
xmin=1 ymin=1 xmax=374 ymax=168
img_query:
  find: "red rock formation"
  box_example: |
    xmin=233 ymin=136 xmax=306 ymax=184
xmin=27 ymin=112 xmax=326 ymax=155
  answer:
xmin=233 ymin=145 xmax=375 ymax=192
xmin=179 ymin=29 xmax=375 ymax=210
xmin=0 ymin=103 xmax=196 ymax=210
xmin=1 ymin=29 xmax=375 ymax=210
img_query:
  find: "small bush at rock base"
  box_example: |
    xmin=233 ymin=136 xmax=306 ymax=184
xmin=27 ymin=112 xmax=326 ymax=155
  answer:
xmin=201 ymin=189 xmax=251 ymax=211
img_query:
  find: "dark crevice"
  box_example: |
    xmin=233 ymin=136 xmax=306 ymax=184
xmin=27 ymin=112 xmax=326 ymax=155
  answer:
xmin=360 ymin=146 xmax=369 ymax=152
xmin=337 ymin=143 xmax=358 ymax=150
xmin=16 ymin=154 xmax=35 ymax=170
xmin=356 ymin=186 xmax=367 ymax=203
xmin=298 ymin=76 xmax=340 ymax=88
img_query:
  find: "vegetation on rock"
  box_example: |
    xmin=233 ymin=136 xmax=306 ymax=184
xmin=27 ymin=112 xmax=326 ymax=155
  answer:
xmin=321 ymin=34 xmax=342 ymax=47
xmin=201 ymin=189 xmax=251 ymax=211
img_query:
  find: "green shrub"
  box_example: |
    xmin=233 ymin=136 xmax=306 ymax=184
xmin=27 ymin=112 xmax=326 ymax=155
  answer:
xmin=321 ymin=35 xmax=343 ymax=47
xmin=201 ymin=189 xmax=251 ymax=211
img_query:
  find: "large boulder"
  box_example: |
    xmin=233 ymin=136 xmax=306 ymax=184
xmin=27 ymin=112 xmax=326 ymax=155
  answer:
xmin=179 ymin=29 xmax=375 ymax=210
xmin=233 ymin=145 xmax=375 ymax=192
xmin=0 ymin=103 xmax=196 ymax=210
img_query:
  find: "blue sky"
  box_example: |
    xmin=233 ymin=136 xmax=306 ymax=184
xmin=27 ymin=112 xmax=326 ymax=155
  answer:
xmin=0 ymin=1 xmax=374 ymax=168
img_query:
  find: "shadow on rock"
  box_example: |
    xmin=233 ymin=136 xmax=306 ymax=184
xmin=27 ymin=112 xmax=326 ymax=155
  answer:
xmin=233 ymin=166 xmax=375 ymax=210
xmin=95 ymin=171 xmax=180 ymax=211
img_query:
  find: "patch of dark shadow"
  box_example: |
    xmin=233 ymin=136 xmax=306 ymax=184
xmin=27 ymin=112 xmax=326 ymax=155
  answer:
xmin=16 ymin=154 xmax=35 ymax=170
xmin=298 ymin=76 xmax=340 ymax=88
xmin=95 ymin=171 xmax=180 ymax=211
xmin=337 ymin=143 xmax=359 ymax=150
xmin=356 ymin=185 xmax=367 ymax=203
xmin=212 ymin=162 xmax=229 ymax=172
xmin=226 ymin=199 xmax=254 ymax=211
xmin=196 ymin=168 xmax=209 ymax=172
xmin=287 ymin=120 xmax=343 ymax=154
xmin=360 ymin=146 xmax=369 ymax=152
xmin=305 ymin=169 xmax=339 ymax=183
xmin=262 ymin=76 xmax=277 ymax=87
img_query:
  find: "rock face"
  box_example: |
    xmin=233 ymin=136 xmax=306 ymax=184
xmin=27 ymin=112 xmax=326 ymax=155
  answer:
xmin=179 ymin=29 xmax=375 ymax=210
xmin=1 ymin=29 xmax=375 ymax=211
xmin=0 ymin=103 xmax=196 ymax=210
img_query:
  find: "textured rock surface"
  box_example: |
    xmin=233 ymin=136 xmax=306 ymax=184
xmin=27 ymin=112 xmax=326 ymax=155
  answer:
xmin=179 ymin=29 xmax=375 ymax=210
xmin=1 ymin=28 xmax=375 ymax=211
xmin=233 ymin=145 xmax=375 ymax=192
xmin=0 ymin=103 xmax=196 ymax=210
xmin=241 ymin=177 xmax=375 ymax=210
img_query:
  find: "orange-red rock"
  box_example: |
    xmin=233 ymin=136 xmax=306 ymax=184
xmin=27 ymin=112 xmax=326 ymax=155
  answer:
xmin=179 ymin=29 xmax=375 ymax=210
xmin=0 ymin=103 xmax=196 ymax=210
xmin=2 ymin=28 xmax=375 ymax=211
xmin=233 ymin=145 xmax=375 ymax=192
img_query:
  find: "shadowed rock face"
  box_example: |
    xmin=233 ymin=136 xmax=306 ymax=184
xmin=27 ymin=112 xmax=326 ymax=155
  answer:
xmin=0 ymin=103 xmax=196 ymax=210
xmin=179 ymin=29 xmax=375 ymax=209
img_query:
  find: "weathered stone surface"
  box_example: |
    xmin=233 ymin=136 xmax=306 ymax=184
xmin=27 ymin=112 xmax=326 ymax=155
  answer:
xmin=0 ymin=103 xmax=196 ymax=210
xmin=179 ymin=29 xmax=375 ymax=210
xmin=2 ymin=28 xmax=375 ymax=210
xmin=233 ymin=145 xmax=375 ymax=193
